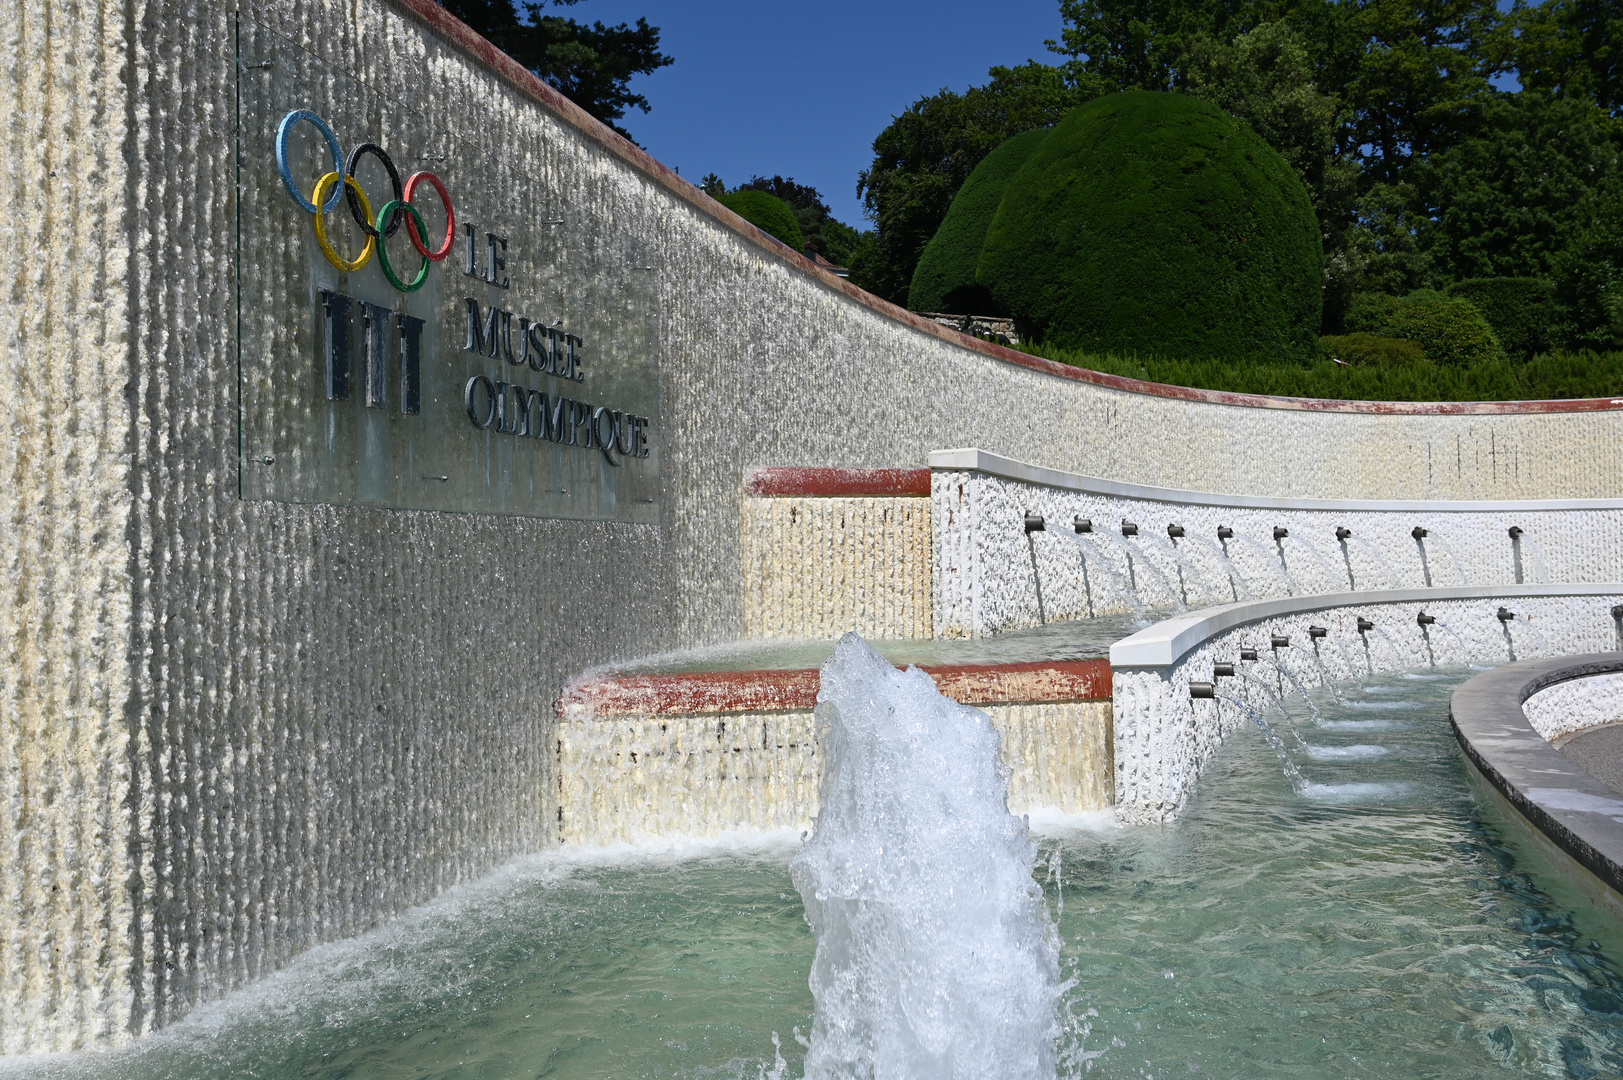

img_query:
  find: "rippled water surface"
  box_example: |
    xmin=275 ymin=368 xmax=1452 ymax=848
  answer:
xmin=13 ymin=669 xmax=1623 ymax=1079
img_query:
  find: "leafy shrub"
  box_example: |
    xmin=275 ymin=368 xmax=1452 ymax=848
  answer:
xmin=1320 ymin=333 xmax=1427 ymax=366
xmin=1552 ymin=183 xmax=1623 ymax=352
xmin=1344 ymin=290 xmax=1503 ymax=365
xmin=1029 ymin=344 xmax=1623 ymax=402
xmin=976 ymin=91 xmax=1323 ymax=362
xmin=907 ymin=126 xmax=1052 ymax=314
xmin=715 ymin=190 xmax=805 ymax=251
xmin=1446 ymin=278 xmax=1553 ymax=359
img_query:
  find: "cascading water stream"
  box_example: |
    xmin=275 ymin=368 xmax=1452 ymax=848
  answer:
xmin=1263 ymin=653 xmax=1323 ymax=722
xmin=1365 ymin=627 xmax=1409 ymax=670
xmin=1423 ymin=527 xmax=1471 ymax=586
xmin=1429 ymin=617 xmax=1472 ymax=661
xmin=1215 ymin=694 xmax=1305 ymax=788
xmin=1139 ymin=533 xmax=1225 ymax=607
xmin=1234 ymin=669 xmax=1308 ymax=747
xmin=1304 ymin=645 xmax=1347 ymax=703
xmin=790 ymin=635 xmax=1063 ymax=1080
xmin=1230 ymin=534 xmax=1301 ymax=596
xmin=1346 ymin=536 xmax=1402 ymax=589
xmin=1056 ymin=532 xmax=1147 ymax=624
xmin=1283 ymin=535 xmax=1344 ymax=593
xmin=1519 ymin=533 xmax=1554 ymax=583
xmin=1090 ymin=529 xmax=1185 ymax=613
xmin=1177 ymin=534 xmax=1255 ymax=600
xmin=1507 ymin=615 xmax=1551 ymax=657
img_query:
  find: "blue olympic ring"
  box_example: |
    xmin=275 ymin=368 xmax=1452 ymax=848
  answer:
xmin=276 ymin=110 xmax=345 ymax=215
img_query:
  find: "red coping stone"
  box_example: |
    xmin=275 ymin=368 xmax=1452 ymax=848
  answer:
xmin=745 ymin=467 xmax=932 ymax=498
xmin=393 ymin=0 xmax=1623 ymax=418
xmin=560 ymin=659 xmax=1112 ymax=718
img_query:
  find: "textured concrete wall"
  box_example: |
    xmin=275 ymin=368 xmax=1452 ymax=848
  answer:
xmin=1112 ymin=593 xmax=1623 ymax=822
xmin=742 ymin=496 xmax=931 ymax=640
xmin=1524 ymin=673 xmax=1623 ymax=743
xmin=556 ymin=701 xmax=1112 ymax=845
xmin=9 ymin=0 xmax=1623 ymax=1052
xmin=938 ymin=470 xmax=1623 ymax=637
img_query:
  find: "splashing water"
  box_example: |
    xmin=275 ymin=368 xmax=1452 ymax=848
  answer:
xmin=1057 ymin=531 xmax=1146 ymax=624
xmin=790 ymin=634 xmax=1063 ymax=1080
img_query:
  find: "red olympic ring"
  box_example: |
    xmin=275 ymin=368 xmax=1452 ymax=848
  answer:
xmin=402 ymin=171 xmax=455 ymax=262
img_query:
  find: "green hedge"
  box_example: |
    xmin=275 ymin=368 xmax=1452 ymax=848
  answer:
xmin=1320 ymin=333 xmax=1427 ymax=366
xmin=716 ymin=190 xmax=805 ymax=251
xmin=1445 ymin=278 xmax=1553 ymax=359
xmin=977 ymin=91 xmax=1323 ymax=362
xmin=1030 ymin=344 xmax=1623 ymax=402
xmin=1344 ymin=291 xmax=1504 ymax=365
xmin=907 ymin=126 xmax=1051 ymax=314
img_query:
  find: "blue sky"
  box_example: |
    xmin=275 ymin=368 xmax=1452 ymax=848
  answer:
xmin=572 ymin=0 xmax=1068 ymax=226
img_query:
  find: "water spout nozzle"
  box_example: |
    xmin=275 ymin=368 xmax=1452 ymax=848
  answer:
xmin=1239 ymin=648 xmax=1258 ymax=661
xmin=1357 ymin=618 xmax=1375 ymax=632
xmin=1308 ymin=626 xmax=1328 ymax=639
xmin=1271 ymin=634 xmax=1290 ymax=649
xmin=1412 ymin=526 xmax=1429 ymax=540
xmin=1417 ymin=612 xmax=1436 ymax=626
xmin=1497 ymin=607 xmax=1516 ymax=623
xmin=1073 ymin=516 xmax=1093 ymax=534
xmin=1120 ymin=519 xmax=1139 ymax=537
xmin=1273 ymin=526 xmax=1289 ymax=540
xmin=1189 ymin=682 xmax=1216 ymax=700
xmin=1217 ymin=525 xmax=1234 ymax=539
xmin=1167 ymin=524 xmax=1185 ymax=538
xmin=1024 ymin=513 xmax=1045 ymax=534
xmin=1508 ymin=525 xmax=1524 ymax=539
xmin=1613 ymin=605 xmax=1623 ymax=620
xmin=1335 ymin=526 xmax=1352 ymax=540
xmin=1213 ymin=663 xmax=1235 ymax=677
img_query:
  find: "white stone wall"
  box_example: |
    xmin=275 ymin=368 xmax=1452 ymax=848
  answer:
xmin=10 ymin=0 xmax=1623 ymax=1051
xmin=1112 ymin=593 xmax=1623 ymax=823
xmin=1524 ymin=673 xmax=1623 ymax=743
xmin=557 ymin=700 xmax=1112 ymax=845
xmin=741 ymin=496 xmax=932 ymax=640
xmin=937 ymin=470 xmax=1623 ymax=637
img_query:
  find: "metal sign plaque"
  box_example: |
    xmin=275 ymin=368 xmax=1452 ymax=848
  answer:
xmin=235 ymin=18 xmax=660 ymax=523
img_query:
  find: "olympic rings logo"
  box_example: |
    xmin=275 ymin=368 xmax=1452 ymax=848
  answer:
xmin=275 ymin=110 xmax=456 ymax=293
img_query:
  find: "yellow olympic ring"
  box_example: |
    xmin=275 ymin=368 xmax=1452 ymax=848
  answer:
xmin=311 ymin=172 xmax=375 ymax=273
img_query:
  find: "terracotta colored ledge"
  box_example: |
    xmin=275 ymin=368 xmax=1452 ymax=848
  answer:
xmin=390 ymin=0 xmax=1623 ymax=419
xmin=561 ymin=659 xmax=1113 ymax=717
xmin=744 ymin=467 xmax=932 ymax=498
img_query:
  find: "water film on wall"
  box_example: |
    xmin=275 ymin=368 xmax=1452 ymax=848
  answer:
xmin=234 ymin=17 xmax=660 ymax=523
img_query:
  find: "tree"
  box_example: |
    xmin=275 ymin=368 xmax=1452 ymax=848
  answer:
xmin=441 ymin=0 xmax=672 ymax=141
xmin=1509 ymin=0 xmax=1623 ymax=116
xmin=855 ymin=61 xmax=1094 ymax=304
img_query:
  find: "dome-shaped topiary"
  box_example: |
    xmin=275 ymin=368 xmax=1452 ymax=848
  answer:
xmin=716 ymin=189 xmax=806 ymax=251
xmin=977 ymin=91 xmax=1323 ymax=362
xmin=908 ymin=126 xmax=1052 ymax=315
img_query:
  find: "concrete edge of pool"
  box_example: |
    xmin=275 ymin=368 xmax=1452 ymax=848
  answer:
xmin=1452 ymin=654 xmax=1623 ymax=910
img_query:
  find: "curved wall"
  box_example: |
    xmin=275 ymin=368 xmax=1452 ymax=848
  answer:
xmin=7 ymin=0 xmax=1623 ymax=1052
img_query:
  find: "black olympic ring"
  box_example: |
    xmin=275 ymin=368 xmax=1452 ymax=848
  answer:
xmin=345 ymin=143 xmax=405 ymax=239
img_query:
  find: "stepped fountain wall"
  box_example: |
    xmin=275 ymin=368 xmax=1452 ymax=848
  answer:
xmin=1109 ymin=587 xmax=1623 ymax=822
xmin=9 ymin=0 xmax=1623 ymax=1053
xmin=936 ymin=451 xmax=1623 ymax=638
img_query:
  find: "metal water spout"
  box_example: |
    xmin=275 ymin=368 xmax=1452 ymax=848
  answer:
xmin=1412 ymin=526 xmax=1429 ymax=540
xmin=1271 ymin=634 xmax=1291 ymax=648
xmin=1308 ymin=626 xmax=1328 ymax=639
xmin=1357 ymin=618 xmax=1375 ymax=632
xmin=1335 ymin=527 xmax=1352 ymax=540
xmin=1217 ymin=525 xmax=1234 ymax=539
xmin=1024 ymin=514 xmax=1045 ymax=534
xmin=1074 ymin=516 xmax=1093 ymax=534
xmin=1273 ymin=526 xmax=1289 ymax=540
xmin=1497 ymin=607 xmax=1516 ymax=622
xmin=1508 ymin=526 xmax=1524 ymax=539
xmin=1240 ymin=648 xmax=1259 ymax=661
xmin=1213 ymin=663 xmax=1235 ymax=677
xmin=1613 ymin=605 xmax=1623 ymax=619
xmin=1167 ymin=524 xmax=1185 ymax=538
xmin=1190 ymin=682 xmax=1216 ymax=699
xmin=1121 ymin=519 xmax=1139 ymax=537
xmin=1417 ymin=612 xmax=1437 ymax=626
